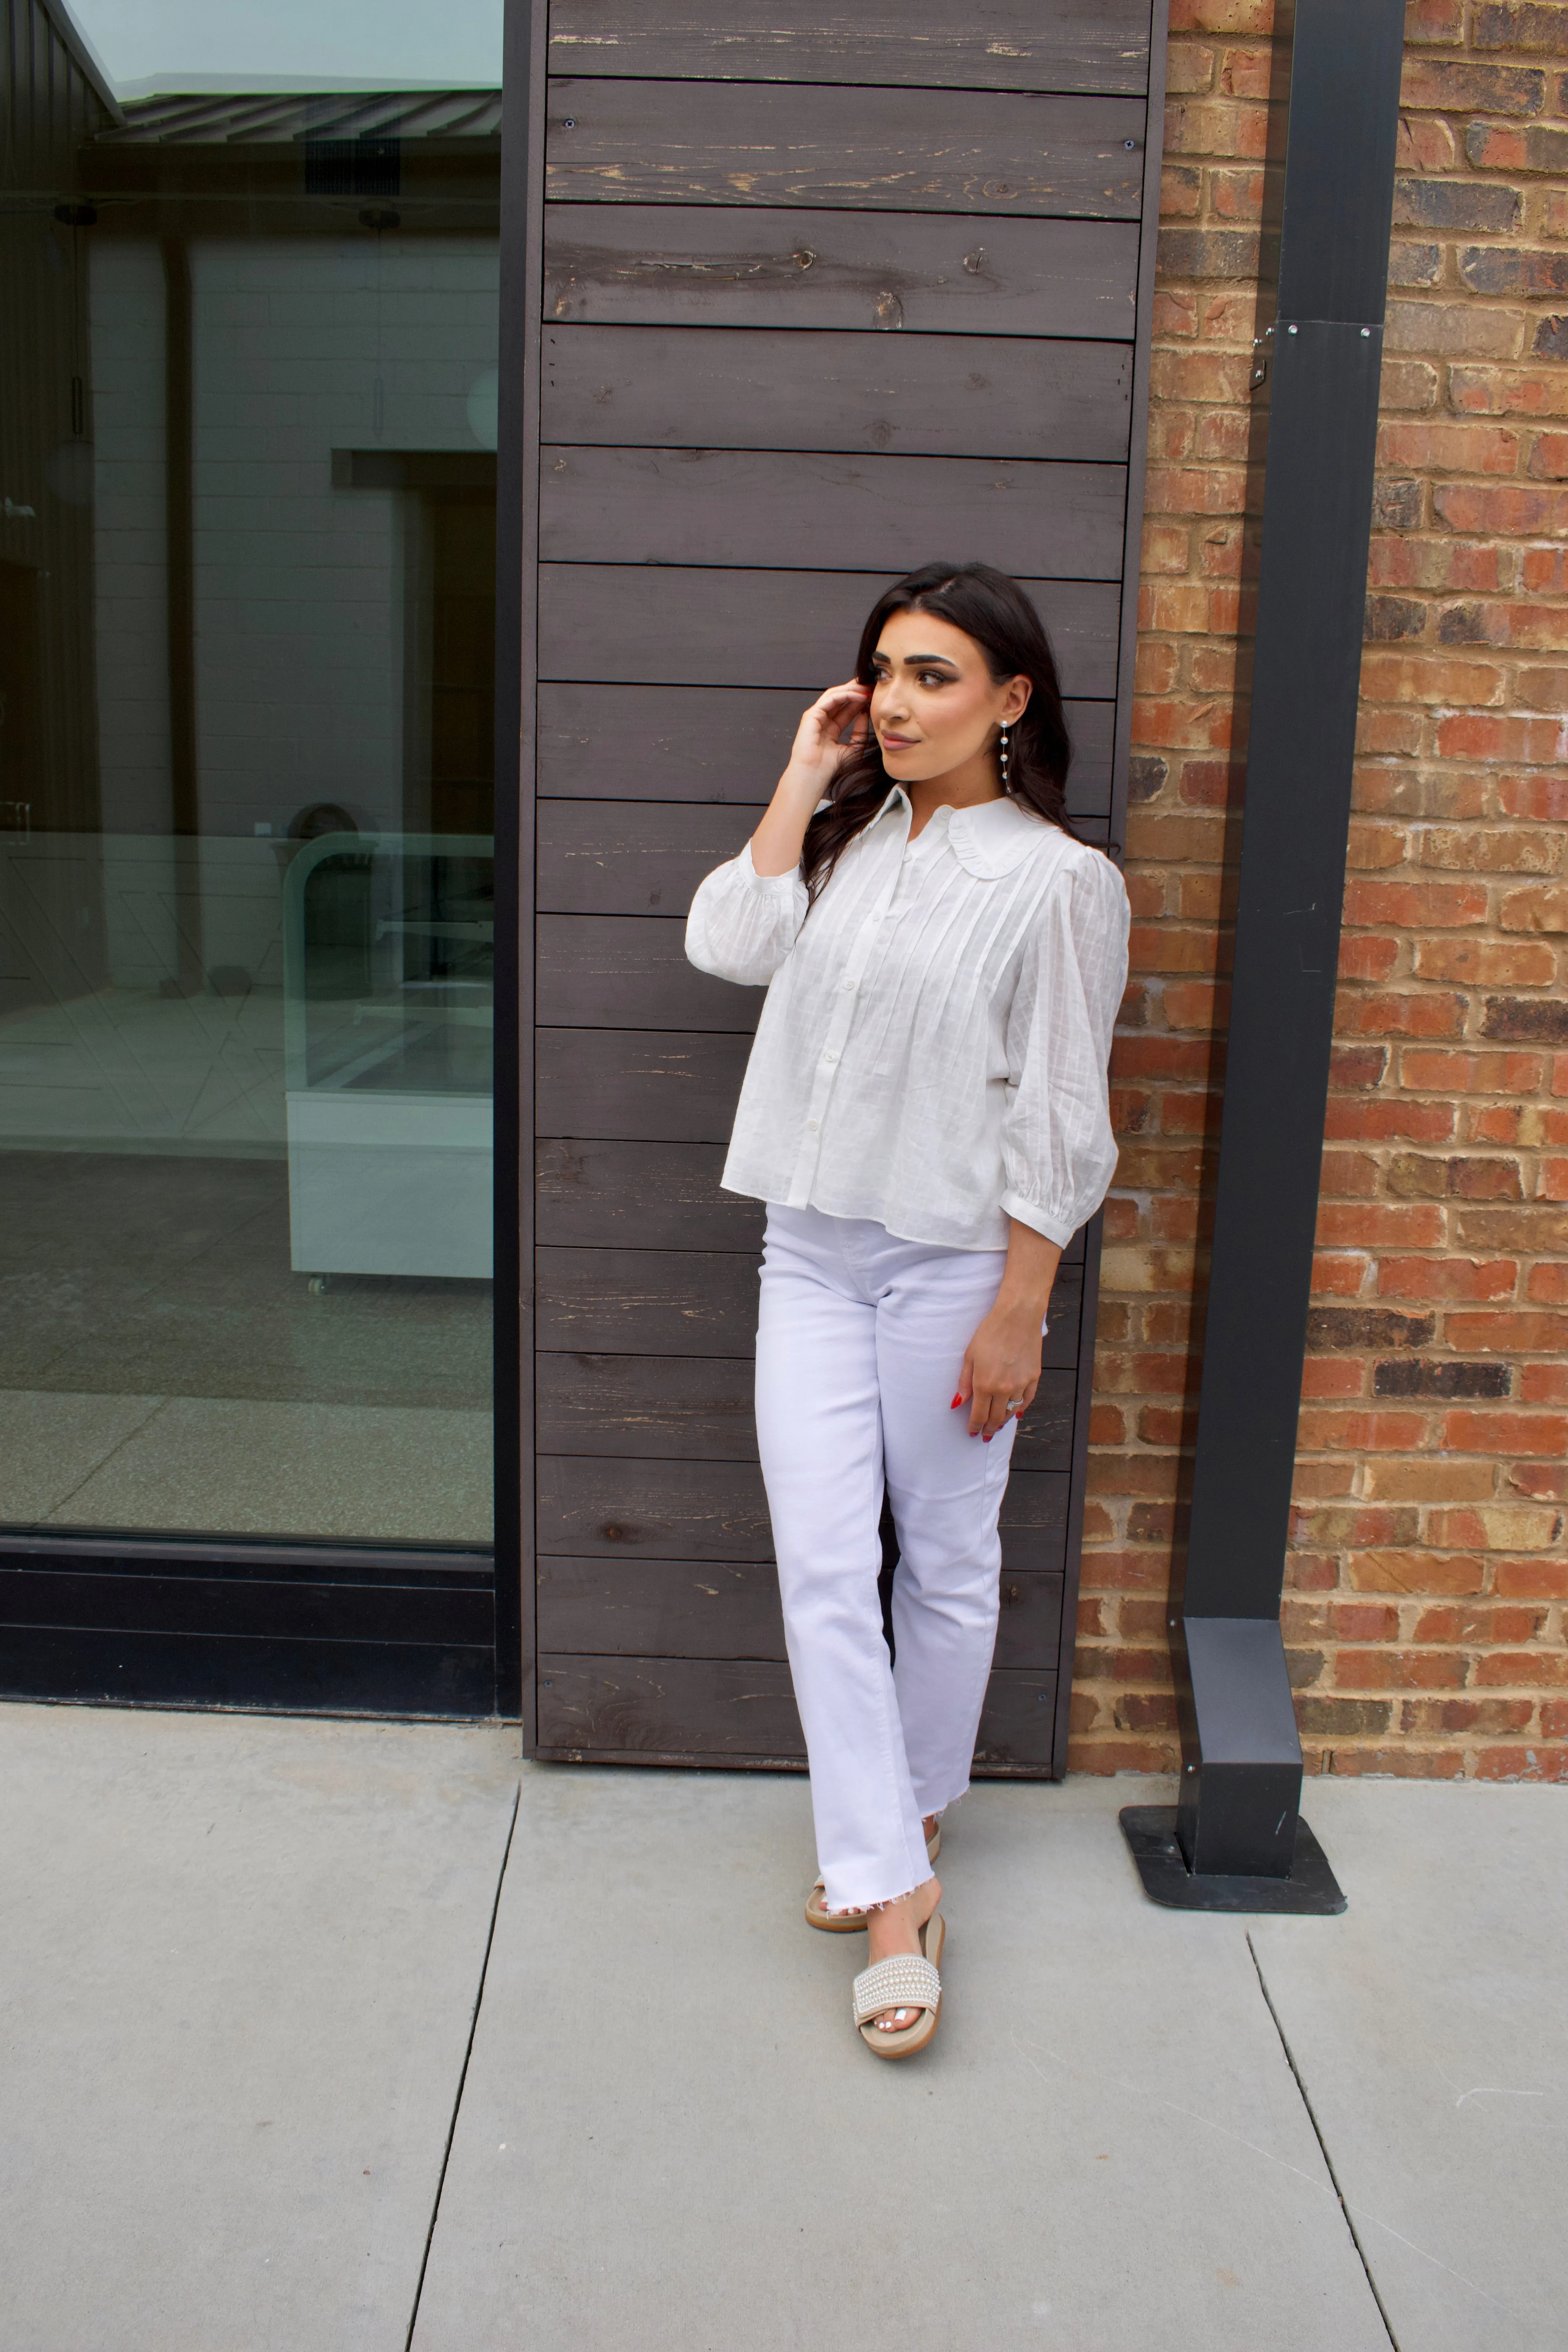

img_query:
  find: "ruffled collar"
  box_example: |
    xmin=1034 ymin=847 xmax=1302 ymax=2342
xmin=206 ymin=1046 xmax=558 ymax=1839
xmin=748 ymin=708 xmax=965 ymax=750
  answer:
xmin=873 ymin=787 xmax=1060 ymax=878
xmin=948 ymin=793 xmax=1059 ymax=878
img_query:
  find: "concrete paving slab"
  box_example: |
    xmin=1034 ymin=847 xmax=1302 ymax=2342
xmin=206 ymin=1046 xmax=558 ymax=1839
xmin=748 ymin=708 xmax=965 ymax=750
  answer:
xmin=1252 ymin=1781 xmax=1568 ymax=2352
xmin=48 ymin=1394 xmax=494 ymax=1541
xmin=0 ymin=1703 xmax=518 ymax=2352
xmin=412 ymin=1768 xmax=1389 ymax=2352
xmin=0 ymin=1387 xmax=164 ymax=1519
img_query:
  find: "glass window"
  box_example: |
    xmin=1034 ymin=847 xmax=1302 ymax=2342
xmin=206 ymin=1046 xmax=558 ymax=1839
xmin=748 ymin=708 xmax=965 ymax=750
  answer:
xmin=0 ymin=0 xmax=502 ymax=1546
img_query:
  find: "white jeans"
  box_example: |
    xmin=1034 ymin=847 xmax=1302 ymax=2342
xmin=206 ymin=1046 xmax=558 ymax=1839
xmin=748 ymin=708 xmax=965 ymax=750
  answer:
xmin=755 ymin=1203 xmax=1020 ymax=1912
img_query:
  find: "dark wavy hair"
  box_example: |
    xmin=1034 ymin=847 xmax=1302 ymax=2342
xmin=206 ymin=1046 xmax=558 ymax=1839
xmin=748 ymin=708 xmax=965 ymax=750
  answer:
xmin=801 ymin=561 xmax=1076 ymax=900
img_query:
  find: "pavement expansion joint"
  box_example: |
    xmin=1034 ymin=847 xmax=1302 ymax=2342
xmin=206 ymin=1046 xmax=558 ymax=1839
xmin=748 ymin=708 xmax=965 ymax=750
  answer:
xmin=404 ymin=1776 xmax=521 ymax=2352
xmin=1247 ymin=1931 xmax=1402 ymax=2352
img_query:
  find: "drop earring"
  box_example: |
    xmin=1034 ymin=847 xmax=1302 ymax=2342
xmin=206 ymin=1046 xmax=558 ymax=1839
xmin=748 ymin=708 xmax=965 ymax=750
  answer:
xmin=999 ymin=724 xmax=1011 ymax=789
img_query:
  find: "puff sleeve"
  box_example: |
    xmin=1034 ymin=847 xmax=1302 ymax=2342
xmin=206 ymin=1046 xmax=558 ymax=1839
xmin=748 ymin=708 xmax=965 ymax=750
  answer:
xmin=685 ymin=842 xmax=810 ymax=988
xmin=998 ymin=848 xmax=1130 ymax=1247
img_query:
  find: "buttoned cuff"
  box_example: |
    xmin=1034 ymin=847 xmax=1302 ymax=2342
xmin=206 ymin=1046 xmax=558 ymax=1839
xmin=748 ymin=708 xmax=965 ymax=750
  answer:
xmin=999 ymin=1190 xmax=1076 ymax=1249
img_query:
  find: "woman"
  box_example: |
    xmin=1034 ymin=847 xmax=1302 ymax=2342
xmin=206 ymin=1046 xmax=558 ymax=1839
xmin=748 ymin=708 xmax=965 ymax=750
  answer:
xmin=686 ymin=562 xmax=1129 ymax=2058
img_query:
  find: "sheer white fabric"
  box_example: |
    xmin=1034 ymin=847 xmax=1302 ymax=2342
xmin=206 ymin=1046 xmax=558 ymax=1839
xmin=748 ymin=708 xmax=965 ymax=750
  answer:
xmin=685 ymin=788 xmax=1130 ymax=1250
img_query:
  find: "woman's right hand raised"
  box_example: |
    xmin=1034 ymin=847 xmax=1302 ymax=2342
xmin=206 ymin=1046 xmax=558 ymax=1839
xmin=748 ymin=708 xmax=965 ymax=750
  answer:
xmin=783 ymin=679 xmax=871 ymax=797
xmin=750 ymin=680 xmax=871 ymax=877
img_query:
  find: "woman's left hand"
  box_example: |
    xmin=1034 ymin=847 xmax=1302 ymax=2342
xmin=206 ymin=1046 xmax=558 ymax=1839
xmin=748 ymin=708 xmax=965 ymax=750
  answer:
xmin=954 ymin=1219 xmax=1062 ymax=1439
xmin=956 ymin=1298 xmax=1045 ymax=1440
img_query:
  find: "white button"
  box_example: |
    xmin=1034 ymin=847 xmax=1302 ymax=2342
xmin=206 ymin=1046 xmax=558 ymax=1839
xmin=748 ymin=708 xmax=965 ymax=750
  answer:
xmin=823 ymin=1049 xmax=838 ymax=1064
xmin=841 ymin=978 xmax=856 ymax=993
xmin=807 ymin=1119 xmax=819 ymax=1132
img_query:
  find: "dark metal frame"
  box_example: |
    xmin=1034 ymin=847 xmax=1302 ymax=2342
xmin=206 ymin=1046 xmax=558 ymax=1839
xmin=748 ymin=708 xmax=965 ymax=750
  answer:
xmin=494 ymin=0 xmax=549 ymax=1733
xmin=1122 ymin=0 xmax=1407 ymax=1911
xmin=0 ymin=1532 xmax=495 ymax=1714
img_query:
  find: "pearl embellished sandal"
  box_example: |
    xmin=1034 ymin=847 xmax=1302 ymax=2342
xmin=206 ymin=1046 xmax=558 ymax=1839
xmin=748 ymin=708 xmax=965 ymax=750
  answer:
xmin=853 ymin=1913 xmax=945 ymax=2059
xmin=805 ymin=1822 xmax=940 ymax=1933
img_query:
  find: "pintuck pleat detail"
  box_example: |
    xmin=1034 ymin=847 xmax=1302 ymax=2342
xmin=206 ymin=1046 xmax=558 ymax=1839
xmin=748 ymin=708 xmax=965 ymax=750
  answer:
xmin=686 ymin=788 xmax=1129 ymax=1252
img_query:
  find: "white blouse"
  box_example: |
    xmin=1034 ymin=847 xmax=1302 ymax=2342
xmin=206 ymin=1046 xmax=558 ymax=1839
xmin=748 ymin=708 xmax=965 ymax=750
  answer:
xmin=685 ymin=788 xmax=1130 ymax=1252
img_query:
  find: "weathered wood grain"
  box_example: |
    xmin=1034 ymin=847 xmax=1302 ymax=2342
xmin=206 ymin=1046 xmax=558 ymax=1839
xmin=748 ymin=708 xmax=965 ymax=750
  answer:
xmin=537 ymin=1557 xmax=786 ymax=1660
xmin=548 ymin=0 xmax=1151 ymax=95
xmin=545 ymin=82 xmax=1146 ymax=218
xmin=535 ymin=1138 xmax=766 ymax=1250
xmin=540 ymin=444 xmax=1126 ymax=581
xmin=537 ymin=1245 xmax=761 ymax=1357
xmin=537 ymin=911 xmax=761 ymax=1032
xmin=538 ymin=684 xmax=1114 ymax=813
xmin=539 ymin=682 xmax=802 ymax=804
xmin=536 ymin=1133 xmax=1086 ymax=1258
xmin=537 ymin=1454 xmax=1068 ymax=1572
xmin=1000 ymin=1470 xmax=1070 ymax=1541
xmin=974 ymin=1668 xmax=1059 ymax=1769
xmin=535 ymin=1352 xmax=1078 ymax=1469
xmin=535 ymin=1654 xmax=1061 ymax=1768
xmin=995 ymin=1571 xmax=1065 ymax=1668
xmin=1005 ymin=1372 xmax=1076 ymax=1471
xmin=537 ymin=1351 xmax=758 ymax=1459
xmin=1045 ymin=1268 xmax=1084 ymax=1370
xmin=538 ymin=798 xmax=755 ymax=915
xmin=535 ymin=1653 xmax=804 ymax=1757
xmin=539 ymin=802 xmax=1113 ymax=932
xmin=537 ymin=1456 xmax=774 ymax=1559
xmin=542 ymin=324 xmax=1132 ymax=461
xmin=536 ymin=1027 xmax=750 ymax=1142
xmin=536 ymin=1138 xmax=1081 ymax=1270
xmin=536 ymin=1243 xmax=1080 ymax=1363
xmin=535 ymin=1557 xmax=1063 ymax=1669
xmin=545 ymin=205 xmax=1140 ymax=338
xmin=538 ymin=566 xmax=1120 ymax=699
xmin=536 ymin=1352 xmax=1076 ymax=1465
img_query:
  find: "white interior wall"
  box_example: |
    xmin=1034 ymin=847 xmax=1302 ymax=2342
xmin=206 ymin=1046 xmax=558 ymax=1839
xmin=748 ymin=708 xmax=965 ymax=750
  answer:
xmin=87 ymin=230 xmax=499 ymax=992
xmin=191 ymin=236 xmax=499 ymax=844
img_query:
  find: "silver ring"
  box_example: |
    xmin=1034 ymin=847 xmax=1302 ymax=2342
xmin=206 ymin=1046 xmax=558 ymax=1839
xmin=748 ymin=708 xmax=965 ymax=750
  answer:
xmin=1005 ymin=1397 xmax=1024 ymax=1414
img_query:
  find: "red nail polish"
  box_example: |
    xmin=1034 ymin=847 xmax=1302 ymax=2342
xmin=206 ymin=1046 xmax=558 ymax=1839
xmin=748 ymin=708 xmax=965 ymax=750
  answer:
xmin=950 ymin=1394 xmax=963 ymax=1409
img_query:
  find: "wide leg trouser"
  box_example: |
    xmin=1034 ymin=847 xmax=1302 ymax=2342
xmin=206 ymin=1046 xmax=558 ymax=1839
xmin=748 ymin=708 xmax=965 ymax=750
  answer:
xmin=754 ymin=1203 xmax=1019 ymax=1913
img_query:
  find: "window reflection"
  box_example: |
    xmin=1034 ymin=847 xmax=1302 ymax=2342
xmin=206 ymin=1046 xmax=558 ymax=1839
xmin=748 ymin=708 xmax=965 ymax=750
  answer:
xmin=0 ymin=3 xmax=499 ymax=1544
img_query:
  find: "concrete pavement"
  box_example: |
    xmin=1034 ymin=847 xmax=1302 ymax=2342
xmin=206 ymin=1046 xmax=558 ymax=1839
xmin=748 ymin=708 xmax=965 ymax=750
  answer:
xmin=0 ymin=1705 xmax=517 ymax=2352
xmin=0 ymin=1702 xmax=1563 ymax=2351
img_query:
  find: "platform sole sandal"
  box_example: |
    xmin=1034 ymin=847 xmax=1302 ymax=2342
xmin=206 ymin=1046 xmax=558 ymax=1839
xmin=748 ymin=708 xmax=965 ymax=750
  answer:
xmin=853 ymin=1913 xmax=945 ymax=2060
xmin=805 ymin=1824 xmax=940 ymax=1932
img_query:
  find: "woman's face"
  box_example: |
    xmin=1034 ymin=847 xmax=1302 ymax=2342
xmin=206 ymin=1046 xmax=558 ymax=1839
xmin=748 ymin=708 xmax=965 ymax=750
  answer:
xmin=867 ymin=610 xmax=1030 ymax=786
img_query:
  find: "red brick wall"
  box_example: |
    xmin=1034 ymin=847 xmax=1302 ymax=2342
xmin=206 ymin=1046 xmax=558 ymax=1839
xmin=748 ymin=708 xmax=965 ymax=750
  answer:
xmin=1073 ymin=0 xmax=1568 ymax=1781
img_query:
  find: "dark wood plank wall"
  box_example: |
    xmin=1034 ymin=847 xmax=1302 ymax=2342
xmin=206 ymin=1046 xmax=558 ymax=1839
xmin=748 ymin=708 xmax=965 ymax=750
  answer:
xmin=531 ymin=0 xmax=1164 ymax=1770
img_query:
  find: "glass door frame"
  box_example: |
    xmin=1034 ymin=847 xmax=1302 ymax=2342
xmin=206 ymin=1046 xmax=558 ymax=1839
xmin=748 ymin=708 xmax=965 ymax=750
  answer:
xmin=491 ymin=0 xmax=540 ymax=1727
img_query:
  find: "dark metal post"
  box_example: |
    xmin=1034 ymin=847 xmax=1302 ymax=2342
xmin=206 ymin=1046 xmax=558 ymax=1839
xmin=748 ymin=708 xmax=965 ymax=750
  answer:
xmin=495 ymin=0 xmax=547 ymax=1729
xmin=1122 ymin=0 xmax=1406 ymax=1913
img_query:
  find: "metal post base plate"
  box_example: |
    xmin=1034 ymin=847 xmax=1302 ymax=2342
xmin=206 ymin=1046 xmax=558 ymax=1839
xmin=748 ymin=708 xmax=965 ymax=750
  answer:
xmin=1120 ymin=1805 xmax=1347 ymax=1915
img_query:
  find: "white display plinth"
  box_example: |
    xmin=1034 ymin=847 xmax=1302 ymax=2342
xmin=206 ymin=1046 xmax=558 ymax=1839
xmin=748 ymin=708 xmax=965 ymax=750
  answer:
xmin=285 ymin=1089 xmax=493 ymax=1279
